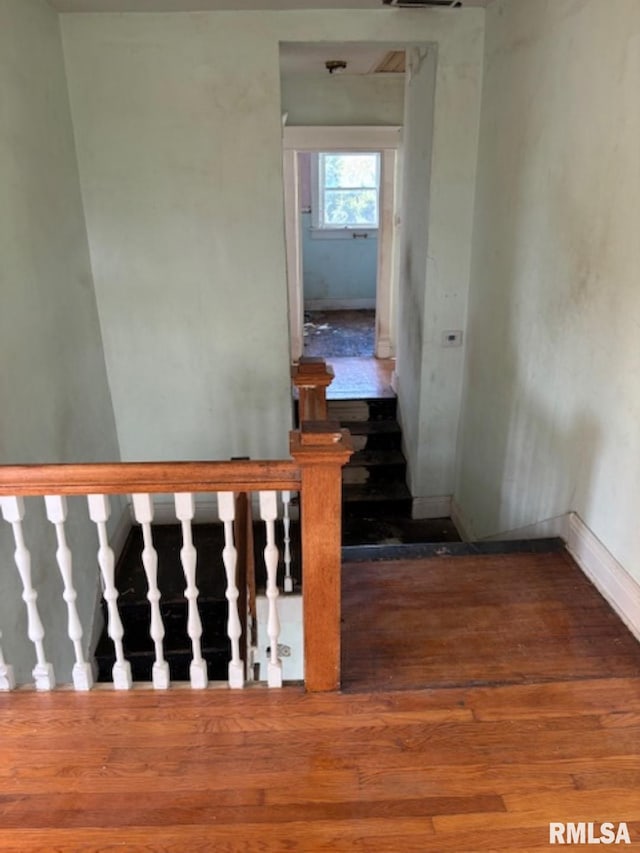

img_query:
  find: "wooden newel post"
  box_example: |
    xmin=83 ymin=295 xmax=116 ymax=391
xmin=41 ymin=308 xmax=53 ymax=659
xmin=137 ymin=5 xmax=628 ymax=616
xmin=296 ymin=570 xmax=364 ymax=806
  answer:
xmin=290 ymin=423 xmax=353 ymax=692
xmin=291 ymin=358 xmax=335 ymax=423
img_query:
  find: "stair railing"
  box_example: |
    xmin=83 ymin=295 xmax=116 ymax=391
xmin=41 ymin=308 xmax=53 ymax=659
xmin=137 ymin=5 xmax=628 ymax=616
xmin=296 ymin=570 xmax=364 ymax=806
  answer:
xmin=291 ymin=357 xmax=334 ymax=422
xmin=0 ymin=426 xmax=352 ymax=695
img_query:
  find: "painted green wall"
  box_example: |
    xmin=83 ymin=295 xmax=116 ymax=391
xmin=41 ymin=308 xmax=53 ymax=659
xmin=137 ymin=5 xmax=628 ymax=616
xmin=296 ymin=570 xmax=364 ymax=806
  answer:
xmin=456 ymin=0 xmax=640 ymax=579
xmin=0 ymin=0 xmax=120 ymax=682
xmin=61 ymin=9 xmax=485 ymax=496
xmin=281 ymin=71 xmax=405 ymax=127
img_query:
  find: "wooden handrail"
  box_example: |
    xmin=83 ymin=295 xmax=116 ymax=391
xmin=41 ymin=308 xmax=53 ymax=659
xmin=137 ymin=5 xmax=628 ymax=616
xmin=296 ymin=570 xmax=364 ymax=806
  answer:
xmin=0 ymin=422 xmax=352 ymax=693
xmin=0 ymin=460 xmax=300 ymax=497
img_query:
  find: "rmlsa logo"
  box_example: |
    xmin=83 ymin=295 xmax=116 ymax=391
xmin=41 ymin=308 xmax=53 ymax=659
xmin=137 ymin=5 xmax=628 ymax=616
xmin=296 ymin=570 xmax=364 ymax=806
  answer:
xmin=549 ymin=822 xmax=631 ymax=845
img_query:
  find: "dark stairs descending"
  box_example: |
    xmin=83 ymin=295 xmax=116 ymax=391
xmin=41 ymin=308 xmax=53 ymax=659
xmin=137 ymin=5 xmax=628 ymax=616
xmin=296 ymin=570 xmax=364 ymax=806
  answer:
xmin=94 ymin=524 xmax=231 ymax=682
xmin=94 ymin=520 xmax=301 ymax=683
xmin=327 ymin=396 xmax=460 ymax=547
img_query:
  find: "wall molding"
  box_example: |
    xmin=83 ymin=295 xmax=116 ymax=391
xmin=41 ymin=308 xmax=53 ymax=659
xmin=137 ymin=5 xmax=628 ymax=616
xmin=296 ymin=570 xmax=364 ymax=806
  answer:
xmin=567 ymin=513 xmax=640 ymax=644
xmin=412 ymin=495 xmax=452 ymax=520
xmin=304 ymin=298 xmax=375 ymax=311
xmin=450 ymin=499 xmax=474 ymax=541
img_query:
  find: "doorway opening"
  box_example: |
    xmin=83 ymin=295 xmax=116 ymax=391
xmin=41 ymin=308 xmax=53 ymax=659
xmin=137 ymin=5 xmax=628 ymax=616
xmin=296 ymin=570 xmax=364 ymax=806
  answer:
xmin=283 ymin=126 xmax=400 ymax=397
xmin=301 ymin=148 xmax=379 ymax=359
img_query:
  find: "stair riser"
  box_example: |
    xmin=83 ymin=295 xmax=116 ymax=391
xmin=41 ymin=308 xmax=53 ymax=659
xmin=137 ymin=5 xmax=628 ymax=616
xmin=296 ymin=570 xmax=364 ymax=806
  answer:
xmin=343 ymin=464 xmax=407 ymax=486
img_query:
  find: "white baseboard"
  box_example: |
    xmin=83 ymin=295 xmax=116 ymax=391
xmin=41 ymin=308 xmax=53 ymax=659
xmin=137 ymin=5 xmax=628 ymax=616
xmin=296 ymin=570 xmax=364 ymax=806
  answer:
xmin=451 ymin=499 xmax=474 ymax=541
xmin=567 ymin=513 xmax=640 ymax=644
xmin=375 ymin=336 xmax=394 ymax=359
xmin=304 ymin=299 xmax=376 ymax=311
xmin=412 ymin=495 xmax=452 ymax=520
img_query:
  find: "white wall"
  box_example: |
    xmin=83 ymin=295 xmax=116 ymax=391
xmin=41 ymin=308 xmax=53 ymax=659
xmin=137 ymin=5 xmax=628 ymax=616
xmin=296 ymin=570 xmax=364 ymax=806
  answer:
xmin=0 ymin=0 xmax=120 ymax=681
xmin=281 ymin=72 xmax=405 ymax=126
xmin=396 ymin=30 xmax=484 ymax=498
xmin=61 ymin=8 xmax=485 ymax=485
xmin=456 ymin=0 xmax=640 ymax=581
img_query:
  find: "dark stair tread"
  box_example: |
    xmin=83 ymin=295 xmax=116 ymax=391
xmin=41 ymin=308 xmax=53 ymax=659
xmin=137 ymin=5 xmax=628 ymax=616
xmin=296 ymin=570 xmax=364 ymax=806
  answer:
xmin=341 ymin=516 xmax=461 ymax=547
xmin=327 ymin=398 xmax=397 ymax=420
xmin=341 ymin=420 xmax=401 ymax=435
xmin=343 ymin=481 xmax=412 ymax=502
xmin=348 ymin=449 xmax=406 ymax=467
xmin=95 ymin=646 xmax=230 ymax=683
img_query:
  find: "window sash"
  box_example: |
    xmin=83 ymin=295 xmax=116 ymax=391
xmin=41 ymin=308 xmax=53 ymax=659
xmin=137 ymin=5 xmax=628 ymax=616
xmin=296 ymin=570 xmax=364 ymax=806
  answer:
xmin=314 ymin=152 xmax=381 ymax=230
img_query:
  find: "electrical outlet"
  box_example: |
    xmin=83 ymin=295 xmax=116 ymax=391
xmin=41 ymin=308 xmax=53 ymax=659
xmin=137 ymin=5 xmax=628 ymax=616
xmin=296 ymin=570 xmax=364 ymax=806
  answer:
xmin=442 ymin=330 xmax=463 ymax=347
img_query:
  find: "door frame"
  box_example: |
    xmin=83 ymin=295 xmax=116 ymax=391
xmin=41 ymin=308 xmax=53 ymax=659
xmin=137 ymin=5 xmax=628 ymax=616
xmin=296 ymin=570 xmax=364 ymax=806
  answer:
xmin=283 ymin=126 xmax=402 ymax=361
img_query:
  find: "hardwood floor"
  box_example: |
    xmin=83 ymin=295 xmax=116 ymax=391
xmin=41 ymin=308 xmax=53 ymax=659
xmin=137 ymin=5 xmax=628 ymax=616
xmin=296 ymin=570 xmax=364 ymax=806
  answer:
xmin=342 ymin=550 xmax=640 ymax=691
xmin=1 ymin=679 xmax=640 ymax=851
xmin=1 ymin=549 xmax=640 ymax=851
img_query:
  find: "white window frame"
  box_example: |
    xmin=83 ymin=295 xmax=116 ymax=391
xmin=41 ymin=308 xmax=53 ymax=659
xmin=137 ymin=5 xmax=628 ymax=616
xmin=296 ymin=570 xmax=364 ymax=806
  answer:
xmin=283 ymin=125 xmax=402 ymax=360
xmin=311 ymin=151 xmax=381 ymax=239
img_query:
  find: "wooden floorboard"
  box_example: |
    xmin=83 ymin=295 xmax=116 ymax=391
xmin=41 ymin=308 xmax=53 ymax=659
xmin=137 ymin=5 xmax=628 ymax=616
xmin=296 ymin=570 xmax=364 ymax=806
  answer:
xmin=1 ymin=679 xmax=640 ymax=850
xmin=341 ymin=550 xmax=640 ymax=691
xmin=1 ymin=550 xmax=640 ymax=850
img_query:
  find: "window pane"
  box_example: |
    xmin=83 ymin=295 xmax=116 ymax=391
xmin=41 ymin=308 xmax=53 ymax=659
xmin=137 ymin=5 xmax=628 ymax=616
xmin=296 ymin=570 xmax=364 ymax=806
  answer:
xmin=323 ymin=153 xmax=378 ymax=189
xmin=324 ymin=189 xmax=378 ymax=227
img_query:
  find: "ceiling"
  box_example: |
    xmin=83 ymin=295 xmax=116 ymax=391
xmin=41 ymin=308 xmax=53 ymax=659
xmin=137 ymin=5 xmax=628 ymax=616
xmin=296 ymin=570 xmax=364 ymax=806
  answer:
xmin=50 ymin=0 xmax=487 ymax=12
xmin=281 ymin=43 xmax=407 ymax=76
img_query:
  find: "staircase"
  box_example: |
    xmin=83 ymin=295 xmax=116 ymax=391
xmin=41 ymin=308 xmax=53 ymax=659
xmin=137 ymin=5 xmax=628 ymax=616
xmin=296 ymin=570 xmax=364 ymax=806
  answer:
xmin=326 ymin=396 xmax=460 ymax=547
xmin=94 ymin=524 xmax=231 ymax=682
xmin=95 ymin=371 xmax=455 ymax=681
xmin=94 ymin=519 xmax=301 ymax=683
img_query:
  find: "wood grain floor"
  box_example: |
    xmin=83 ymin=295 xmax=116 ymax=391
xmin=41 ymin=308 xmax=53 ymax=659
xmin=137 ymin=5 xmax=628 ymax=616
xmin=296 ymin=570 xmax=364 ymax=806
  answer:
xmin=342 ymin=550 xmax=640 ymax=691
xmin=1 ymin=680 xmax=640 ymax=851
xmin=1 ymin=549 xmax=640 ymax=851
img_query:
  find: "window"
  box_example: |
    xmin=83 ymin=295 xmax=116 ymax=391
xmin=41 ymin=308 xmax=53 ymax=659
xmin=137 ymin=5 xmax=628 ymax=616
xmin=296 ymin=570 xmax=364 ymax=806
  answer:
xmin=314 ymin=152 xmax=380 ymax=231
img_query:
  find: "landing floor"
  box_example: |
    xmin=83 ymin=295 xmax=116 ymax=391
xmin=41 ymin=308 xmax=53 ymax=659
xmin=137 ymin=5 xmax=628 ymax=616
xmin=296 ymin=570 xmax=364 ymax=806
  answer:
xmin=342 ymin=549 xmax=640 ymax=692
xmin=2 ymin=549 xmax=640 ymax=850
xmin=2 ymin=678 xmax=640 ymax=850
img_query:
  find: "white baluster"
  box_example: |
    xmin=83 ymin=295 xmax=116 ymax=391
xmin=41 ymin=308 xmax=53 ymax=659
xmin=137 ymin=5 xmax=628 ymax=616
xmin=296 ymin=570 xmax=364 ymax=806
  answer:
xmin=132 ymin=494 xmax=169 ymax=690
xmin=217 ymin=492 xmax=244 ymax=689
xmin=0 ymin=630 xmax=15 ymax=691
xmin=44 ymin=496 xmax=93 ymax=691
xmin=259 ymin=490 xmax=282 ymax=688
xmin=175 ymin=493 xmax=207 ymax=689
xmin=282 ymin=491 xmax=293 ymax=593
xmin=1 ymin=497 xmax=55 ymax=690
xmin=87 ymin=494 xmax=131 ymax=690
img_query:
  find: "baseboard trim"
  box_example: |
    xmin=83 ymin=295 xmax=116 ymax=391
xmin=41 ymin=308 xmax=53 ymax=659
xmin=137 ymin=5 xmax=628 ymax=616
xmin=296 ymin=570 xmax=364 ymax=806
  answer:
xmin=567 ymin=513 xmax=640 ymax=644
xmin=451 ymin=499 xmax=474 ymax=541
xmin=304 ymin=299 xmax=376 ymax=311
xmin=412 ymin=495 xmax=452 ymax=520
